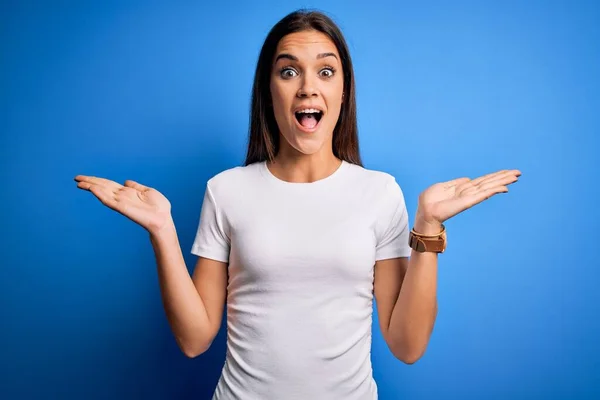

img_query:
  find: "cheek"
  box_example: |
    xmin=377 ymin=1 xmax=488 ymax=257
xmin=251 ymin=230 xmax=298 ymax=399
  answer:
xmin=326 ymin=90 xmax=344 ymax=120
xmin=328 ymin=80 xmax=344 ymax=104
xmin=272 ymin=102 xmax=290 ymax=126
xmin=270 ymin=85 xmax=292 ymax=119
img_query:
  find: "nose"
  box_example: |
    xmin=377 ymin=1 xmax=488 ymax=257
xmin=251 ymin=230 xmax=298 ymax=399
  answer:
xmin=297 ymin=75 xmax=319 ymax=98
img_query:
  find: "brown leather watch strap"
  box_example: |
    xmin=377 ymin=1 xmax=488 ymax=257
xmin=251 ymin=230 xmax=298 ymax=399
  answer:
xmin=408 ymin=224 xmax=447 ymax=253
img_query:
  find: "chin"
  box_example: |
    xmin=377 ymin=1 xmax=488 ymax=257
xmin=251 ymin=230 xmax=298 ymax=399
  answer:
xmin=285 ymin=135 xmax=327 ymax=156
xmin=292 ymin=143 xmax=325 ymax=156
xmin=281 ymin=123 xmax=331 ymax=156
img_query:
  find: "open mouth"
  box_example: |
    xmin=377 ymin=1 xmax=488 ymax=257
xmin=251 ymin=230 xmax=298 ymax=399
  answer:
xmin=295 ymin=109 xmax=323 ymax=131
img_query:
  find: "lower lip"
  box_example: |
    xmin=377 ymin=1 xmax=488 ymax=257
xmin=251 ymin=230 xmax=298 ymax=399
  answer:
xmin=294 ymin=116 xmax=322 ymax=133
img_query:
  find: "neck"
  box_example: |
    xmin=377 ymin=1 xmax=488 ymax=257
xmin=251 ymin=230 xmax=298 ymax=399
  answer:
xmin=268 ymin=148 xmax=342 ymax=184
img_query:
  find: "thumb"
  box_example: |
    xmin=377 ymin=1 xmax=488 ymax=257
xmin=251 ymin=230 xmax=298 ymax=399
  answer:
xmin=124 ymin=180 xmax=150 ymax=191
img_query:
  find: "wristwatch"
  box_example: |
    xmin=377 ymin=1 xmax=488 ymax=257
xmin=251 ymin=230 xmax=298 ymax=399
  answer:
xmin=408 ymin=224 xmax=447 ymax=253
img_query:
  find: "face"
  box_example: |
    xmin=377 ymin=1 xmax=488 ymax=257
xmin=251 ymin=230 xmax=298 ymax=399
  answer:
xmin=269 ymin=30 xmax=344 ymax=158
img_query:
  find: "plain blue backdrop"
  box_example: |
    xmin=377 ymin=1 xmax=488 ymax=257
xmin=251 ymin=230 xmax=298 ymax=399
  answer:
xmin=2 ymin=0 xmax=599 ymax=399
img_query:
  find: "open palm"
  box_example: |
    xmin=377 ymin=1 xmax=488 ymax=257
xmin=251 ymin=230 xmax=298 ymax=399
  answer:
xmin=418 ymin=169 xmax=521 ymax=224
xmin=74 ymin=175 xmax=172 ymax=234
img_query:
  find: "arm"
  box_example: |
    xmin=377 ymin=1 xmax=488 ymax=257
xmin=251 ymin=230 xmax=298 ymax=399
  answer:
xmin=73 ymin=175 xmax=228 ymax=358
xmin=374 ymin=215 xmax=440 ymax=365
xmin=374 ymin=169 xmax=521 ymax=364
xmin=150 ymin=217 xmax=227 ymax=358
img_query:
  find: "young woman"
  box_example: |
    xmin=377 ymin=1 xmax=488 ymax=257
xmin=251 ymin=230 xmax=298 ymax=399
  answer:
xmin=75 ymin=9 xmax=520 ymax=400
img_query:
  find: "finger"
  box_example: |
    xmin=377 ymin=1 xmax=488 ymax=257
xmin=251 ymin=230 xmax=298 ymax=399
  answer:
xmin=463 ymin=186 xmax=509 ymax=208
xmin=461 ymin=173 xmax=518 ymax=195
xmin=461 ymin=175 xmax=519 ymax=195
xmin=124 ymin=180 xmax=150 ymax=192
xmin=76 ymin=180 xmax=112 ymax=192
xmin=74 ymin=175 xmax=123 ymax=191
xmin=479 ymin=173 xmax=519 ymax=191
xmin=475 ymin=169 xmax=521 ymax=185
xmin=89 ymin=185 xmax=119 ymax=209
xmin=464 ymin=170 xmax=508 ymax=187
xmin=454 ymin=172 xmax=500 ymax=193
xmin=475 ymin=169 xmax=520 ymax=187
xmin=461 ymin=168 xmax=519 ymax=189
xmin=443 ymin=177 xmax=470 ymax=189
xmin=76 ymin=180 xmax=93 ymax=191
xmin=457 ymin=169 xmax=518 ymax=194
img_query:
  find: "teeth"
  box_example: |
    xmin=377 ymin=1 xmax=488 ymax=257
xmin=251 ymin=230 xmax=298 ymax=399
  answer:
xmin=297 ymin=108 xmax=321 ymax=114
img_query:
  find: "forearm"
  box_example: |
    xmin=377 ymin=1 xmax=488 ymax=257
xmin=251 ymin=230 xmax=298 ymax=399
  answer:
xmin=388 ymin=214 xmax=440 ymax=363
xmin=149 ymin=218 xmax=212 ymax=356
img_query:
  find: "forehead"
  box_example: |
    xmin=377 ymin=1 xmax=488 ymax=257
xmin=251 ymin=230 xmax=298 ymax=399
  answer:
xmin=275 ymin=30 xmax=338 ymax=58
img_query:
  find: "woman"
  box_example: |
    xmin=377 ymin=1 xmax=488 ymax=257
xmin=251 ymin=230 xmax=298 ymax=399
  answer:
xmin=75 ymin=9 xmax=520 ymax=400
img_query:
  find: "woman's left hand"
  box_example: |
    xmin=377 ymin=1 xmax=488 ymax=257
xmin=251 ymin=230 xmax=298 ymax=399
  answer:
xmin=415 ymin=169 xmax=521 ymax=232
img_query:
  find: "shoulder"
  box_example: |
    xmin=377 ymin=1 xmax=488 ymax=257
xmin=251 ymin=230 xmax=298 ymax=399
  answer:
xmin=344 ymin=162 xmax=404 ymax=196
xmin=204 ymin=162 xmax=264 ymax=197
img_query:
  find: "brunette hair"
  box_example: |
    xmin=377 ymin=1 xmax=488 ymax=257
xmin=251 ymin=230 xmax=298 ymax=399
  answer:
xmin=243 ymin=9 xmax=362 ymax=166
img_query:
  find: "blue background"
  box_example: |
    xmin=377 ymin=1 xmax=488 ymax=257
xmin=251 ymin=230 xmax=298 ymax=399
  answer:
xmin=2 ymin=0 xmax=599 ymax=399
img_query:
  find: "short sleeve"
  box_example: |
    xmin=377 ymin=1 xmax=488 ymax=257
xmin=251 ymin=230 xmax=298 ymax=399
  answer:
xmin=190 ymin=182 xmax=230 ymax=263
xmin=375 ymin=177 xmax=412 ymax=260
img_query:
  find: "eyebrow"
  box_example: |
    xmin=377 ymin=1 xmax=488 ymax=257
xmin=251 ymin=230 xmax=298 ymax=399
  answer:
xmin=275 ymin=52 xmax=338 ymax=62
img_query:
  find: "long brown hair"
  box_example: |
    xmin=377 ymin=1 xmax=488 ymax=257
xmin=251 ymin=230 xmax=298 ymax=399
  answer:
xmin=243 ymin=9 xmax=362 ymax=167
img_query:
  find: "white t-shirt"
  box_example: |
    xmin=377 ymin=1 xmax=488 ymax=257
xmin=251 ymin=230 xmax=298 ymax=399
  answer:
xmin=191 ymin=160 xmax=411 ymax=400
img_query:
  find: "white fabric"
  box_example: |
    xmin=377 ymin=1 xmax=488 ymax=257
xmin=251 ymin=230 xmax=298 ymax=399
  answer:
xmin=191 ymin=160 xmax=411 ymax=400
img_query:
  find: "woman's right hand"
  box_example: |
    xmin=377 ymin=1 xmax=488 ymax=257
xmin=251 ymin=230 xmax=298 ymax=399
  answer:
xmin=74 ymin=175 xmax=173 ymax=235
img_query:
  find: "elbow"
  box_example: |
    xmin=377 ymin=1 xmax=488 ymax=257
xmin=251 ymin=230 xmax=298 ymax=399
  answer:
xmin=394 ymin=349 xmax=424 ymax=365
xmin=387 ymin=321 xmax=436 ymax=365
xmin=388 ymin=338 xmax=428 ymax=365
xmin=178 ymin=338 xmax=213 ymax=359
xmin=182 ymin=347 xmax=204 ymax=359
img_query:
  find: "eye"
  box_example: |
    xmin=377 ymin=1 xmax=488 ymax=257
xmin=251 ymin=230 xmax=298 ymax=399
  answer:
xmin=280 ymin=67 xmax=298 ymax=79
xmin=320 ymin=67 xmax=336 ymax=78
